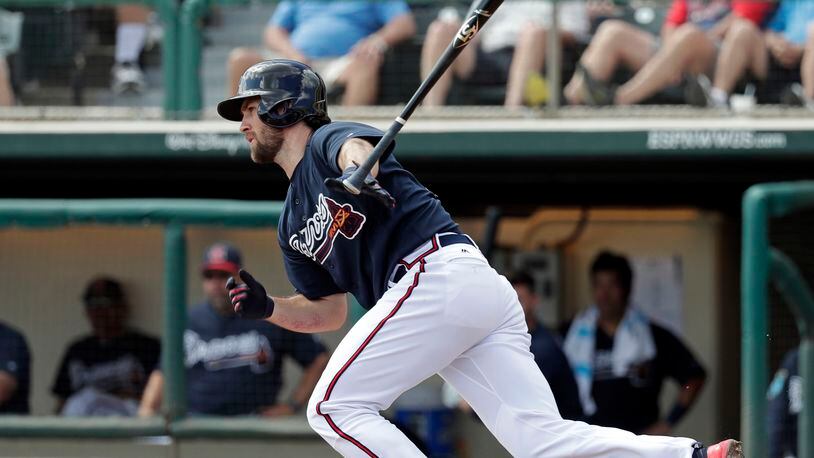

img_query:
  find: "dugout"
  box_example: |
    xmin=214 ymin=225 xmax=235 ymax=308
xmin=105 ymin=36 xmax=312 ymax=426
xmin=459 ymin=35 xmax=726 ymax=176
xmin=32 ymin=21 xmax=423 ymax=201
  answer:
xmin=0 ymin=113 xmax=813 ymax=457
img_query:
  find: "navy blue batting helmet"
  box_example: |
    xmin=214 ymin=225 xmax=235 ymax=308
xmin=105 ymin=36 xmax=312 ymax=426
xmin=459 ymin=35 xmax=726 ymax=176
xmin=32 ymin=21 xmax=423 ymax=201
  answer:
xmin=217 ymin=59 xmax=331 ymax=129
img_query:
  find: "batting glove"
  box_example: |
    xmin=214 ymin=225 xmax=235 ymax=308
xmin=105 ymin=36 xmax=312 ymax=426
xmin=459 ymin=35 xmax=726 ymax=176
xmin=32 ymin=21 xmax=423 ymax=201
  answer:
xmin=226 ymin=269 xmax=275 ymax=319
xmin=325 ymin=165 xmax=396 ymax=208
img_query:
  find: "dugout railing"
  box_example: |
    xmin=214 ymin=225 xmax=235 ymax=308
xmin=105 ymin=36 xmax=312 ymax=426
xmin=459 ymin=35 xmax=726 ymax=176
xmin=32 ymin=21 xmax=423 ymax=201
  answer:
xmin=0 ymin=199 xmax=328 ymax=441
xmin=742 ymin=181 xmax=814 ymax=458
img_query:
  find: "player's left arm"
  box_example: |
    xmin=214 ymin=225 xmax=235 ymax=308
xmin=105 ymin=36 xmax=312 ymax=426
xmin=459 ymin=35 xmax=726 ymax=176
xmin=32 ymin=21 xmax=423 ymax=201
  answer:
xmin=337 ymin=138 xmax=379 ymax=177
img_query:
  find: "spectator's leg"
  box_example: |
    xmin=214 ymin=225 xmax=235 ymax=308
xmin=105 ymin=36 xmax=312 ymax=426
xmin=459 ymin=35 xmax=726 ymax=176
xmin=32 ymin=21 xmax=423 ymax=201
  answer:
xmin=226 ymin=48 xmax=264 ymax=96
xmin=564 ymin=20 xmax=653 ymax=104
xmin=615 ymin=24 xmax=716 ymax=105
xmin=421 ymin=20 xmax=477 ymax=106
xmin=0 ymin=58 xmax=14 ymax=106
xmin=339 ymin=54 xmax=380 ymax=106
xmin=712 ymin=18 xmax=767 ymax=99
xmin=113 ymin=5 xmax=151 ymax=93
xmin=504 ymin=24 xmax=546 ymax=107
xmin=802 ymin=23 xmax=814 ymax=99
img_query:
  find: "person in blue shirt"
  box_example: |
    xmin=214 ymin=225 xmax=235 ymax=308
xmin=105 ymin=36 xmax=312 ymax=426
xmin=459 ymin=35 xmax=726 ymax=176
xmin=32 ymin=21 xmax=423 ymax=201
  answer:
xmin=226 ymin=1 xmax=415 ymax=106
xmin=0 ymin=320 xmax=30 ymax=414
xmin=138 ymin=242 xmax=329 ymax=417
xmin=215 ymin=59 xmax=743 ymax=457
xmin=695 ymin=0 xmax=814 ymax=107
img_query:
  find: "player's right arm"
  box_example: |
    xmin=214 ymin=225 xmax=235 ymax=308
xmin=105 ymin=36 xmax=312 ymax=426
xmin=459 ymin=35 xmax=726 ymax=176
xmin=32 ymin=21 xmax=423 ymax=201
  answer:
xmin=138 ymin=370 xmax=164 ymax=417
xmin=267 ymin=293 xmax=348 ymax=333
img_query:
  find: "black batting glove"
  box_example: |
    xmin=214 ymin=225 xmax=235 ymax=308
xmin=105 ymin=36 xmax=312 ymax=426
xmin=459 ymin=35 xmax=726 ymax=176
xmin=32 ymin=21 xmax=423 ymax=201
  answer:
xmin=226 ymin=269 xmax=275 ymax=319
xmin=325 ymin=164 xmax=396 ymax=208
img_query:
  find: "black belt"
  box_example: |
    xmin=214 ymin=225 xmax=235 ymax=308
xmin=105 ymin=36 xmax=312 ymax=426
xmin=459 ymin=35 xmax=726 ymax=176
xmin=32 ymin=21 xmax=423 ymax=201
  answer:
xmin=389 ymin=233 xmax=476 ymax=285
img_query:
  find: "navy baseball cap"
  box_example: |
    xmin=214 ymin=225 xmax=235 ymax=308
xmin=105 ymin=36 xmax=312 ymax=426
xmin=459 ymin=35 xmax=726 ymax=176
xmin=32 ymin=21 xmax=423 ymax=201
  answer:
xmin=201 ymin=242 xmax=242 ymax=274
xmin=83 ymin=277 xmax=125 ymax=308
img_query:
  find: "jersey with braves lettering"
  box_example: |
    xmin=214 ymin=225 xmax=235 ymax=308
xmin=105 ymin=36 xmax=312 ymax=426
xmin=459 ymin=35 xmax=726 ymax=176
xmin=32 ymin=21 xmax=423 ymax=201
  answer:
xmin=185 ymin=302 xmax=326 ymax=416
xmin=278 ymin=121 xmax=458 ymax=309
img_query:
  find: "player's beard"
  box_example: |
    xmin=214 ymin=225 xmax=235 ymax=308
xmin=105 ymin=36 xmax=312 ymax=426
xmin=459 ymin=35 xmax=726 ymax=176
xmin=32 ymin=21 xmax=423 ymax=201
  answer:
xmin=250 ymin=127 xmax=285 ymax=164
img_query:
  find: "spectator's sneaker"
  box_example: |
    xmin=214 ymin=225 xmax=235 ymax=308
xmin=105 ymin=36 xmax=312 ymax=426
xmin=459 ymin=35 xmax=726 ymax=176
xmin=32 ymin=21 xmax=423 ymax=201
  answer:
xmin=704 ymin=439 xmax=743 ymax=458
xmin=684 ymin=73 xmax=717 ymax=107
xmin=111 ymin=62 xmax=146 ymax=95
xmin=780 ymin=83 xmax=814 ymax=110
xmin=577 ymin=63 xmax=615 ymax=106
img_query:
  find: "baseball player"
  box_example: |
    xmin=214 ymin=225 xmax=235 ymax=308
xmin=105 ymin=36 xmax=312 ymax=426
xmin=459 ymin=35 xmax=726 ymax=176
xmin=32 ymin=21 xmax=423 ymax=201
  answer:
xmin=217 ymin=59 xmax=742 ymax=458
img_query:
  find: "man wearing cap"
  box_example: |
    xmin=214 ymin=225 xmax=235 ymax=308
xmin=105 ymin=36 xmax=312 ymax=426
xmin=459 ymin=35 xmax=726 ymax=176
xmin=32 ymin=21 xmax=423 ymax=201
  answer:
xmin=0 ymin=320 xmax=30 ymax=414
xmin=138 ymin=242 xmax=330 ymax=417
xmin=52 ymin=277 xmax=160 ymax=416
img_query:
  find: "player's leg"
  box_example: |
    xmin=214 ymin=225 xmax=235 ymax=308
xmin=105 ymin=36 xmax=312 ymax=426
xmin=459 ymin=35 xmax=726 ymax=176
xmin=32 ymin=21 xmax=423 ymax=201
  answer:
xmin=438 ymin=274 xmax=700 ymax=457
xmin=421 ymin=19 xmax=478 ymax=106
xmin=564 ymin=20 xmax=654 ymax=104
xmin=306 ymin=249 xmax=504 ymax=457
xmin=615 ymin=24 xmax=717 ymax=105
xmin=712 ymin=18 xmax=768 ymax=99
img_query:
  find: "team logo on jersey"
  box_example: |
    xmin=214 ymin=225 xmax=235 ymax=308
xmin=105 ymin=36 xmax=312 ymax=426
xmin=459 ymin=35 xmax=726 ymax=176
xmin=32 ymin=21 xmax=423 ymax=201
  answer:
xmin=289 ymin=194 xmax=366 ymax=264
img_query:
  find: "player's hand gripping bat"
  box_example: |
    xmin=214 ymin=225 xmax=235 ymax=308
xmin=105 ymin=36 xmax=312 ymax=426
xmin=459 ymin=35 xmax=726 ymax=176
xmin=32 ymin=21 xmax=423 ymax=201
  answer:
xmin=324 ymin=0 xmax=505 ymax=205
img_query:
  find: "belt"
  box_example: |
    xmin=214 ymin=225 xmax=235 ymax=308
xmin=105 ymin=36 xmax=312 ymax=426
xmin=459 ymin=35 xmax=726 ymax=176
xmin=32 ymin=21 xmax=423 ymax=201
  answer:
xmin=389 ymin=233 xmax=477 ymax=286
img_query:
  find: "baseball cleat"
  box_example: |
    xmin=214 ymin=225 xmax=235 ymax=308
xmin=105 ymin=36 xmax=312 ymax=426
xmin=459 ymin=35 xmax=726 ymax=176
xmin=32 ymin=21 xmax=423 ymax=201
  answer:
xmin=706 ymin=439 xmax=743 ymax=458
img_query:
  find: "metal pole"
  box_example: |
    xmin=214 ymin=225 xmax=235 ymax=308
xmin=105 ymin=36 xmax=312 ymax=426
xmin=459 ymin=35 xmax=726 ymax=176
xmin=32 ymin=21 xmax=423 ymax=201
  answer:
xmin=157 ymin=0 xmax=179 ymax=118
xmin=163 ymin=223 xmax=187 ymax=421
xmin=741 ymin=185 xmax=770 ymax=458
xmin=178 ymin=0 xmax=207 ymax=119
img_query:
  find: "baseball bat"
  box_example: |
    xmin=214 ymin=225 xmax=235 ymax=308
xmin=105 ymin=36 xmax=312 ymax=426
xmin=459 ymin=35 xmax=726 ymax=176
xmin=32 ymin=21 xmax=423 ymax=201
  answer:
xmin=325 ymin=0 xmax=505 ymax=198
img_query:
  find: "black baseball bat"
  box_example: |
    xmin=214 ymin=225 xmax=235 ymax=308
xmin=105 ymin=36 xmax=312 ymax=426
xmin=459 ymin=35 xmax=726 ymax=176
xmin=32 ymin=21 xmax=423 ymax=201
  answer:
xmin=325 ymin=0 xmax=505 ymax=199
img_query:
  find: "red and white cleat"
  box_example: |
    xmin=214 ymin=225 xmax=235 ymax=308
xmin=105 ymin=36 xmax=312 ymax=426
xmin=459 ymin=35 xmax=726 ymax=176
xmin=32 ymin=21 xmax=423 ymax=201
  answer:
xmin=706 ymin=439 xmax=743 ymax=458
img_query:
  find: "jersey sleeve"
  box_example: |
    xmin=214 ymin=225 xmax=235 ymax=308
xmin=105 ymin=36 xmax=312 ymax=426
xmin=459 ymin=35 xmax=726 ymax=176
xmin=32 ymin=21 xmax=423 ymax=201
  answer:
xmin=279 ymin=329 xmax=327 ymax=368
xmin=310 ymin=123 xmax=395 ymax=175
xmin=268 ymin=1 xmax=296 ymax=31
xmin=281 ymin=243 xmax=345 ymax=300
xmin=653 ymin=325 xmax=707 ymax=385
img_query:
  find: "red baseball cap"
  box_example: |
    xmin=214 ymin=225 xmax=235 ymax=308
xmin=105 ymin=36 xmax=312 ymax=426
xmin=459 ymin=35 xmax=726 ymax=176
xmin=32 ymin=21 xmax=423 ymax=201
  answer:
xmin=201 ymin=242 xmax=242 ymax=275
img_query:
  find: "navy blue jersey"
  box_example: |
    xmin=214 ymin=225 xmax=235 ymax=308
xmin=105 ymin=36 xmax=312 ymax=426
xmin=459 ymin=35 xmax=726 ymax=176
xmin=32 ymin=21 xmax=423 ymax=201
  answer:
xmin=528 ymin=322 xmax=583 ymax=421
xmin=184 ymin=302 xmax=326 ymax=416
xmin=52 ymin=331 xmax=160 ymax=401
xmin=278 ymin=121 xmax=458 ymax=309
xmin=768 ymin=348 xmax=800 ymax=458
xmin=0 ymin=321 xmax=30 ymax=414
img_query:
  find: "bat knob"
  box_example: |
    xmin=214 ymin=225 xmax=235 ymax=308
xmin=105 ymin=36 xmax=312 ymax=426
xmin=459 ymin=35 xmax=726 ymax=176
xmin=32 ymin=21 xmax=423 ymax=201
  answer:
xmin=324 ymin=177 xmax=361 ymax=195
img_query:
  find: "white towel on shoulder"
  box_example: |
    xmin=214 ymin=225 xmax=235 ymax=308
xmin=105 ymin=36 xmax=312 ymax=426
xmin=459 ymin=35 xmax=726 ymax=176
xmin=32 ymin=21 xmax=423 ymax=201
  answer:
xmin=563 ymin=304 xmax=656 ymax=416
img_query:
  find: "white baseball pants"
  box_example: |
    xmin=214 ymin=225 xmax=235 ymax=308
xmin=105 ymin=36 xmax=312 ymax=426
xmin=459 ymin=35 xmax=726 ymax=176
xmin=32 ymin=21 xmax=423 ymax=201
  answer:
xmin=307 ymin=236 xmax=700 ymax=457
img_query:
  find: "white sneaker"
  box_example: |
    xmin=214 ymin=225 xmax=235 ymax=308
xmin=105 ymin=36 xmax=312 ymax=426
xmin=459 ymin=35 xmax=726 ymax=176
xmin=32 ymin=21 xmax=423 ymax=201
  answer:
xmin=111 ymin=62 xmax=146 ymax=95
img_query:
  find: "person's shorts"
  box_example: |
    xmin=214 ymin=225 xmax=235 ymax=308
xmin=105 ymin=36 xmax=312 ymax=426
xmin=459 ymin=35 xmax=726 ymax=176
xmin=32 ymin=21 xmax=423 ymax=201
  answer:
xmin=262 ymin=50 xmax=350 ymax=90
xmin=466 ymin=46 xmax=515 ymax=86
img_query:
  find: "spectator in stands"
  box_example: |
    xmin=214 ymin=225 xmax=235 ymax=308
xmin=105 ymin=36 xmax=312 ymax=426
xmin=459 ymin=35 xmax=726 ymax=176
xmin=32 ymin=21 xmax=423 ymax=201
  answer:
xmin=0 ymin=320 xmax=30 ymax=414
xmin=226 ymin=1 xmax=415 ymax=106
xmin=563 ymin=0 xmax=773 ymax=106
xmin=689 ymin=1 xmax=814 ymax=108
xmin=52 ymin=277 xmax=160 ymax=416
xmin=562 ymin=250 xmax=706 ymax=434
xmin=768 ymin=346 xmax=801 ymax=458
xmin=111 ymin=5 xmax=152 ymax=95
xmin=421 ymin=0 xmax=589 ymax=107
xmin=138 ymin=242 xmax=329 ymax=417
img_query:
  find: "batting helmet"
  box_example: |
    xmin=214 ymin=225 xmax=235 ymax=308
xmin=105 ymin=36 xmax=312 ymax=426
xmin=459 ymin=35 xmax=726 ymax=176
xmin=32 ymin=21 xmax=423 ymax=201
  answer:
xmin=217 ymin=59 xmax=331 ymax=129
